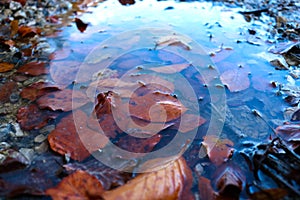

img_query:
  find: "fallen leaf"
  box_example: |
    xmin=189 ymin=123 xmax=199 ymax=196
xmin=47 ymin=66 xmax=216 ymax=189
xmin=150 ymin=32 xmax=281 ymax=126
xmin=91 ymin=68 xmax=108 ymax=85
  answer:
xmin=172 ymin=114 xmax=206 ymax=133
xmin=49 ymin=48 xmax=72 ymax=61
xmin=220 ymin=67 xmax=250 ymax=92
xmin=17 ymin=104 xmax=59 ymax=130
xmin=198 ymin=176 xmax=217 ymax=200
xmin=212 ymin=164 xmax=245 ymax=198
xmin=64 ymin=158 xmax=131 ymax=190
xmin=275 ymin=124 xmax=300 ymax=150
xmin=201 ymin=135 xmax=234 ymax=166
xmin=17 ymin=61 xmax=49 ymax=76
xmin=48 ymin=110 xmax=108 ymax=161
xmin=49 ymin=61 xmax=80 ymax=86
xmin=37 ymin=89 xmax=89 ymax=112
xmin=0 ymin=149 xmax=29 ymax=173
xmin=0 ymin=62 xmax=14 ymax=72
xmin=149 ymin=63 xmax=191 ymax=74
xmin=18 ymin=26 xmax=40 ymax=38
xmin=75 ymin=18 xmax=88 ymax=33
xmin=10 ymin=20 xmax=19 ymax=37
xmin=20 ymin=81 xmax=61 ymax=101
xmin=46 ymin=170 xmax=104 ymax=200
xmin=250 ymin=188 xmax=287 ymax=200
xmin=102 ymin=157 xmax=193 ymax=200
xmin=118 ymin=0 xmax=135 ymax=5
xmin=156 ymin=35 xmax=191 ymax=50
xmin=0 ymin=81 xmax=17 ymax=103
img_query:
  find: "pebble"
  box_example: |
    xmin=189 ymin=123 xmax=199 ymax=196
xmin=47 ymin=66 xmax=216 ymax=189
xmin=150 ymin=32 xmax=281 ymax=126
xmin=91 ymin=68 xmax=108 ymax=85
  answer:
xmin=14 ymin=10 xmax=27 ymax=18
xmin=9 ymin=92 xmax=20 ymax=103
xmin=19 ymin=148 xmax=34 ymax=163
xmin=9 ymin=1 xmax=22 ymax=11
xmin=39 ymin=124 xmax=55 ymax=134
xmin=10 ymin=122 xmax=25 ymax=137
xmin=34 ymin=134 xmax=47 ymax=143
xmin=34 ymin=142 xmax=48 ymax=154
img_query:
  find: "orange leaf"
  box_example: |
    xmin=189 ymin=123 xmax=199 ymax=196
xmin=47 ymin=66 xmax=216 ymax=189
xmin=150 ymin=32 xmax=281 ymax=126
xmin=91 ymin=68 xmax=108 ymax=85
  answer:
xmin=10 ymin=20 xmax=19 ymax=37
xmin=0 ymin=62 xmax=14 ymax=73
xmin=46 ymin=170 xmax=104 ymax=200
xmin=102 ymin=157 xmax=193 ymax=200
xmin=201 ymin=135 xmax=234 ymax=166
xmin=18 ymin=26 xmax=40 ymax=38
xmin=48 ymin=110 xmax=108 ymax=161
xmin=149 ymin=63 xmax=191 ymax=74
xmin=220 ymin=68 xmax=250 ymax=92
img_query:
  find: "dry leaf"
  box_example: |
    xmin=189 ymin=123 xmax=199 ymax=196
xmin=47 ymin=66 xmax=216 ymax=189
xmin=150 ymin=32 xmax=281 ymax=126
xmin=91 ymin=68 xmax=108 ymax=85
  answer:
xmin=102 ymin=157 xmax=193 ymax=200
xmin=0 ymin=62 xmax=14 ymax=73
xmin=202 ymin=135 xmax=234 ymax=166
xmin=220 ymin=68 xmax=250 ymax=92
xmin=20 ymin=81 xmax=61 ymax=101
xmin=46 ymin=170 xmax=104 ymax=200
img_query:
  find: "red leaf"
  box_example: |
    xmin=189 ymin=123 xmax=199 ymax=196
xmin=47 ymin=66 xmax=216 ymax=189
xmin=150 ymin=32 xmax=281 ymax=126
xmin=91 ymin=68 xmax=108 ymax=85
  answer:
xmin=220 ymin=67 xmax=250 ymax=92
xmin=17 ymin=104 xmax=59 ymax=130
xmin=37 ymin=89 xmax=89 ymax=112
xmin=64 ymin=159 xmax=131 ymax=190
xmin=0 ymin=81 xmax=17 ymax=103
xmin=48 ymin=110 xmax=108 ymax=161
xmin=74 ymin=18 xmax=88 ymax=33
xmin=275 ymin=124 xmax=300 ymax=150
xmin=0 ymin=62 xmax=14 ymax=72
xmin=20 ymin=81 xmax=61 ymax=101
xmin=13 ymin=0 xmax=26 ymax=6
xmin=201 ymin=135 xmax=234 ymax=166
xmin=17 ymin=61 xmax=49 ymax=76
xmin=118 ymin=0 xmax=135 ymax=5
xmin=46 ymin=170 xmax=104 ymax=200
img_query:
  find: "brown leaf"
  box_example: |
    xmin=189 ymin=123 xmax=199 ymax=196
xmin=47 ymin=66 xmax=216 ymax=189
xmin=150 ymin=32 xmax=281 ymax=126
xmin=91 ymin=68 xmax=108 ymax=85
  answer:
xmin=220 ymin=68 xmax=250 ymax=92
xmin=20 ymin=81 xmax=61 ymax=101
xmin=250 ymin=188 xmax=287 ymax=200
xmin=37 ymin=89 xmax=89 ymax=112
xmin=118 ymin=0 xmax=135 ymax=5
xmin=0 ymin=81 xmax=17 ymax=103
xmin=149 ymin=63 xmax=191 ymax=74
xmin=64 ymin=158 xmax=131 ymax=190
xmin=49 ymin=48 xmax=71 ymax=61
xmin=75 ymin=18 xmax=88 ymax=33
xmin=49 ymin=61 xmax=80 ymax=86
xmin=10 ymin=20 xmax=19 ymax=37
xmin=48 ymin=110 xmax=108 ymax=161
xmin=198 ymin=176 xmax=217 ymax=200
xmin=0 ymin=62 xmax=14 ymax=73
xmin=17 ymin=61 xmax=49 ymax=76
xmin=46 ymin=170 xmax=104 ymax=200
xmin=202 ymin=136 xmax=234 ymax=166
xmin=212 ymin=165 xmax=246 ymax=198
xmin=102 ymin=157 xmax=193 ymax=200
xmin=17 ymin=104 xmax=59 ymax=130
xmin=18 ymin=26 xmax=40 ymax=38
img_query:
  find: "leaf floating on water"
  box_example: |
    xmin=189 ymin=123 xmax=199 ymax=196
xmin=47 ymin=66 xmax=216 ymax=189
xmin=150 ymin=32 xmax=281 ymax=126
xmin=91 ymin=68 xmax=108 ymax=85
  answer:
xmin=48 ymin=110 xmax=108 ymax=161
xmin=155 ymin=35 xmax=192 ymax=50
xmin=46 ymin=170 xmax=104 ymax=200
xmin=0 ymin=62 xmax=14 ymax=73
xmin=201 ymin=135 xmax=234 ymax=166
xmin=102 ymin=157 xmax=193 ymax=200
xmin=74 ymin=18 xmax=88 ymax=33
xmin=148 ymin=63 xmax=191 ymax=74
xmin=118 ymin=0 xmax=135 ymax=5
xmin=172 ymin=114 xmax=206 ymax=133
xmin=37 ymin=89 xmax=89 ymax=112
xmin=17 ymin=104 xmax=59 ymax=131
xmin=220 ymin=67 xmax=250 ymax=92
xmin=17 ymin=61 xmax=49 ymax=76
xmin=49 ymin=61 xmax=80 ymax=86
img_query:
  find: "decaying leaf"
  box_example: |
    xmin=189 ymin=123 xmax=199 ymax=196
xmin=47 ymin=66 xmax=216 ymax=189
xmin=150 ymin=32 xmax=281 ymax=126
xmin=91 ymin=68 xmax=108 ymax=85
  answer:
xmin=119 ymin=0 xmax=135 ymax=5
xmin=46 ymin=170 xmax=104 ymax=200
xmin=64 ymin=158 xmax=131 ymax=190
xmin=149 ymin=63 xmax=191 ymax=74
xmin=201 ymin=135 xmax=234 ymax=166
xmin=75 ymin=18 xmax=88 ymax=33
xmin=0 ymin=81 xmax=17 ymax=103
xmin=37 ymin=89 xmax=89 ymax=112
xmin=0 ymin=62 xmax=14 ymax=73
xmin=20 ymin=81 xmax=61 ymax=101
xmin=212 ymin=164 xmax=246 ymax=198
xmin=17 ymin=61 xmax=49 ymax=76
xmin=48 ymin=110 xmax=108 ymax=161
xmin=275 ymin=124 xmax=300 ymax=150
xmin=0 ymin=149 xmax=29 ymax=173
xmin=220 ymin=67 xmax=250 ymax=92
xmin=102 ymin=157 xmax=193 ymax=200
xmin=17 ymin=104 xmax=59 ymax=130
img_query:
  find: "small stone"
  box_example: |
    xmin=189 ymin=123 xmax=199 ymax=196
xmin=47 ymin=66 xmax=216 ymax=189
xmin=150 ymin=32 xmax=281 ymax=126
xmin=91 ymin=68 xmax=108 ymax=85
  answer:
xmin=9 ymin=1 xmax=22 ymax=11
xmin=10 ymin=123 xmax=25 ymax=137
xmin=195 ymin=163 xmax=204 ymax=175
xmin=34 ymin=134 xmax=47 ymax=143
xmin=14 ymin=10 xmax=27 ymax=18
xmin=0 ymin=142 xmax=10 ymax=150
xmin=19 ymin=148 xmax=34 ymax=163
xmin=34 ymin=142 xmax=48 ymax=154
xmin=9 ymin=92 xmax=19 ymax=103
xmin=39 ymin=124 xmax=55 ymax=134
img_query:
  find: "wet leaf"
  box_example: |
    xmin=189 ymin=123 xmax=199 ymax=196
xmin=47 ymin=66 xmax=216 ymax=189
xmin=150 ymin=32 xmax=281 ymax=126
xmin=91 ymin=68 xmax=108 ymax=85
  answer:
xmin=275 ymin=124 xmax=300 ymax=150
xmin=18 ymin=26 xmax=40 ymax=38
xmin=212 ymin=164 xmax=245 ymax=198
xmin=10 ymin=20 xmax=19 ymax=37
xmin=17 ymin=104 xmax=59 ymax=130
xmin=20 ymin=81 xmax=61 ymax=101
xmin=48 ymin=110 xmax=108 ymax=161
xmin=0 ymin=81 xmax=17 ymax=103
xmin=49 ymin=48 xmax=72 ymax=61
xmin=64 ymin=158 xmax=131 ymax=190
xmin=220 ymin=67 xmax=250 ymax=92
xmin=75 ymin=18 xmax=88 ymax=33
xmin=250 ymin=188 xmax=287 ymax=200
xmin=119 ymin=0 xmax=135 ymax=5
xmin=172 ymin=114 xmax=206 ymax=133
xmin=0 ymin=149 xmax=29 ymax=173
xmin=102 ymin=157 xmax=193 ymax=200
xmin=17 ymin=61 xmax=49 ymax=76
xmin=156 ymin=35 xmax=191 ymax=50
xmin=49 ymin=61 xmax=80 ymax=86
xmin=37 ymin=89 xmax=89 ymax=112
xmin=198 ymin=176 xmax=217 ymax=200
xmin=46 ymin=170 xmax=104 ymax=200
xmin=201 ymin=135 xmax=234 ymax=166
xmin=149 ymin=63 xmax=191 ymax=74
xmin=0 ymin=62 xmax=14 ymax=73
